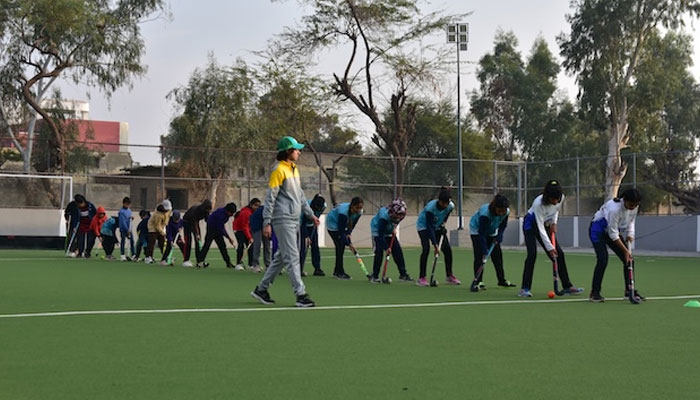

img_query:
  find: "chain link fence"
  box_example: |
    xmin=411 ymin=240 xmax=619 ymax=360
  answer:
xmin=0 ymin=139 xmax=698 ymax=217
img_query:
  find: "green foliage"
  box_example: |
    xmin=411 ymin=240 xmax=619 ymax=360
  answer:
xmin=33 ymin=93 xmax=99 ymax=173
xmin=0 ymin=0 xmax=166 ymax=171
xmin=163 ymin=56 xmax=256 ymax=181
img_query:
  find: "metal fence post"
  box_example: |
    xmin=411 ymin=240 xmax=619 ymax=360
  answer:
xmin=493 ymin=160 xmax=498 ymax=195
xmin=576 ymin=157 xmax=580 ymax=216
xmin=517 ymin=162 xmax=522 ymax=217
xmin=633 ymin=153 xmax=637 ymax=188
xmin=160 ymin=144 xmax=165 ymax=201
xmin=318 ymin=153 xmax=323 ymax=195
xmin=392 ymin=155 xmax=397 ymax=199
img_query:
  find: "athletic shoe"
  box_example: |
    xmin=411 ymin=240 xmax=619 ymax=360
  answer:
xmin=105 ymin=255 xmax=115 ymax=260
xmin=477 ymin=282 xmax=487 ymax=290
xmin=295 ymin=294 xmax=315 ymax=308
xmin=416 ymin=277 xmax=429 ymax=287
xmin=589 ymin=292 xmax=605 ymax=303
xmin=196 ymin=261 xmax=210 ymax=269
xmin=251 ymin=287 xmax=275 ymax=305
xmin=517 ymin=289 xmax=533 ymax=297
xmin=563 ymin=286 xmax=584 ymax=295
xmin=182 ymin=261 xmax=194 ymax=268
xmin=624 ymin=290 xmax=646 ymax=302
xmin=301 ymin=271 xmax=308 ymax=277
xmin=234 ymin=264 xmax=245 ymax=271
xmin=333 ymin=272 xmax=351 ymax=280
xmin=160 ymin=260 xmax=169 ymax=266
xmin=398 ymin=274 xmax=414 ymax=282
xmin=313 ymin=269 xmax=326 ymax=277
xmin=69 ymin=252 xmax=78 ymax=258
xmin=369 ymin=276 xmax=381 ymax=284
xmin=120 ymin=255 xmax=127 ymax=261
xmin=226 ymin=262 xmax=235 ymax=269
xmin=250 ymin=266 xmax=263 ymax=273
xmin=129 ymin=256 xmax=139 ymax=262
xmin=144 ymin=257 xmax=154 ymax=264
xmin=446 ymin=275 xmax=461 ymax=285
xmin=498 ymin=280 xmax=517 ymax=287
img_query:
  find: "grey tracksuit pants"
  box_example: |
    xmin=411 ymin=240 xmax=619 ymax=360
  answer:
xmin=257 ymin=220 xmax=306 ymax=296
xmin=251 ymin=230 xmax=271 ymax=268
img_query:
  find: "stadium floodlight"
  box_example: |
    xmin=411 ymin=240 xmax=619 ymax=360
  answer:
xmin=446 ymin=22 xmax=469 ymax=229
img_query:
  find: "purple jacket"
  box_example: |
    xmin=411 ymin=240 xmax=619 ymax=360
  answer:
xmin=166 ymin=218 xmax=183 ymax=242
xmin=207 ymin=207 xmax=231 ymax=239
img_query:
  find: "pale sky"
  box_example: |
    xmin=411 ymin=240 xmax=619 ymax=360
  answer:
xmin=58 ymin=0 xmax=700 ymax=165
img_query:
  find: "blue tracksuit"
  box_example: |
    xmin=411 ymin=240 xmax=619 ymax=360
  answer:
xmin=370 ymin=207 xmax=407 ymax=278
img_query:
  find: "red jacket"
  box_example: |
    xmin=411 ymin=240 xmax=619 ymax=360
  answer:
xmin=89 ymin=206 xmax=107 ymax=237
xmin=232 ymin=206 xmax=254 ymax=241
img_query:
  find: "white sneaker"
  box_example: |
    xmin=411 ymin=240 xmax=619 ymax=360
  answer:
xmin=120 ymin=255 xmax=127 ymax=261
xmin=234 ymin=264 xmax=245 ymax=271
xmin=144 ymin=257 xmax=154 ymax=264
xmin=69 ymin=252 xmax=77 ymax=258
xmin=251 ymin=266 xmax=263 ymax=273
xmin=182 ymin=261 xmax=194 ymax=268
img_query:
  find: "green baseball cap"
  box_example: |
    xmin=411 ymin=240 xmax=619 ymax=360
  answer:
xmin=277 ymin=136 xmax=305 ymax=151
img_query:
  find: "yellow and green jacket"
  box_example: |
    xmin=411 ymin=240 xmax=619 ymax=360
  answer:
xmin=263 ymin=160 xmax=314 ymax=226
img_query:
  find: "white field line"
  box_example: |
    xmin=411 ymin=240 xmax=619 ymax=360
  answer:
xmin=1 ymin=294 xmax=698 ymax=319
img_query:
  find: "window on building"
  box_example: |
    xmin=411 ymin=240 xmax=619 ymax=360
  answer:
xmin=140 ymin=188 xmax=148 ymax=210
xmin=166 ymin=189 xmax=188 ymax=210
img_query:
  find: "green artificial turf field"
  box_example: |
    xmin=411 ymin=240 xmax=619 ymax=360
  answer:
xmin=1 ymin=248 xmax=699 ymax=399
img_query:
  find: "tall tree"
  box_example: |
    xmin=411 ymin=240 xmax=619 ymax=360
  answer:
xmin=163 ymin=57 xmax=256 ymax=207
xmin=627 ymin=32 xmax=700 ymax=213
xmin=0 ymin=0 xmax=166 ymax=172
xmin=558 ymin=0 xmax=700 ymax=200
xmin=471 ymin=33 xmax=560 ymax=161
xmin=273 ymin=0 xmax=454 ymax=197
xmin=253 ymin=63 xmax=360 ymax=206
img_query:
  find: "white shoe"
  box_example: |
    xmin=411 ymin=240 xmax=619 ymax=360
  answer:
xmin=160 ymin=260 xmax=169 ymax=266
xmin=234 ymin=264 xmax=245 ymax=271
xmin=182 ymin=261 xmax=194 ymax=268
xmin=120 ymin=255 xmax=127 ymax=261
xmin=144 ymin=257 xmax=154 ymax=264
xmin=251 ymin=266 xmax=263 ymax=273
xmin=69 ymin=252 xmax=77 ymax=258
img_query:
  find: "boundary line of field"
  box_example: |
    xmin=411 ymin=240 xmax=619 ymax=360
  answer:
xmin=1 ymin=294 xmax=697 ymax=319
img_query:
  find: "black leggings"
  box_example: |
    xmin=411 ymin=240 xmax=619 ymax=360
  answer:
xmin=418 ymin=230 xmax=453 ymax=278
xmin=590 ymin=227 xmax=632 ymax=294
xmin=520 ymin=227 xmax=573 ymax=290
xmin=182 ymin=222 xmax=201 ymax=262
xmin=371 ymin=236 xmax=407 ymax=278
xmin=328 ymin=230 xmax=347 ymax=275
xmin=199 ymin=231 xmax=231 ymax=264
xmin=470 ymin=235 xmax=506 ymax=283
xmin=234 ymin=231 xmax=251 ymax=265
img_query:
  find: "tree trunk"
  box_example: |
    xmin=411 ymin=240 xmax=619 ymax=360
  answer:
xmin=23 ymin=114 xmax=38 ymax=173
xmin=209 ymin=179 xmax=220 ymax=208
xmin=605 ymin=118 xmax=629 ymax=200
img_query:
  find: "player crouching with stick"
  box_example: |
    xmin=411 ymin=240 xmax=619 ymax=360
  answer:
xmin=589 ymin=189 xmax=643 ymax=303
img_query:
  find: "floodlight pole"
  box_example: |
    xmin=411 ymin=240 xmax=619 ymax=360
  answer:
xmin=456 ymin=38 xmax=463 ymax=229
xmin=447 ymin=22 xmax=468 ymax=229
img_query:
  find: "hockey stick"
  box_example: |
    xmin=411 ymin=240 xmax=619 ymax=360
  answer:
xmin=550 ymin=232 xmax=565 ymax=296
xmin=380 ymin=232 xmax=396 ymax=284
xmin=470 ymin=241 xmax=497 ymax=292
xmin=428 ymin=233 xmax=446 ymax=287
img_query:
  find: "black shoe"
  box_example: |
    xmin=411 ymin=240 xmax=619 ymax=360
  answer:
xmin=398 ymin=274 xmax=414 ymax=282
xmin=625 ymin=290 xmax=646 ymax=302
xmin=313 ymin=269 xmax=326 ymax=277
xmin=333 ymin=272 xmax=351 ymax=280
xmin=498 ymin=280 xmax=517 ymax=287
xmin=251 ymin=287 xmax=275 ymax=305
xmin=589 ymin=292 xmax=605 ymax=303
xmin=296 ymin=294 xmax=315 ymax=308
xmin=226 ymin=262 xmax=235 ymax=269
xmin=196 ymin=261 xmax=210 ymax=268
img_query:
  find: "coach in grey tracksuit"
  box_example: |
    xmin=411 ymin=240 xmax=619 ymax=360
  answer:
xmin=252 ymin=136 xmax=319 ymax=307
